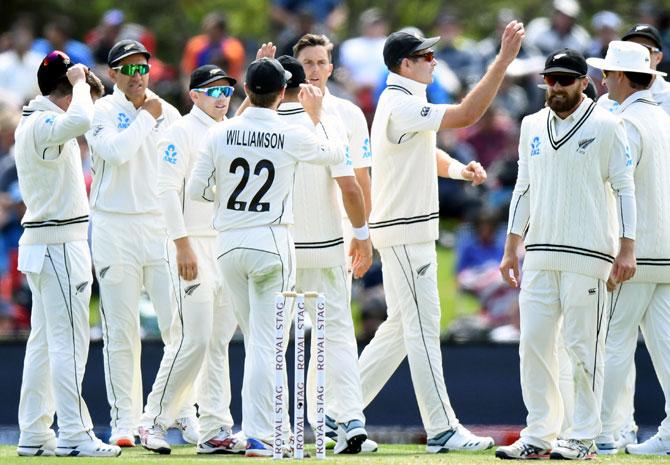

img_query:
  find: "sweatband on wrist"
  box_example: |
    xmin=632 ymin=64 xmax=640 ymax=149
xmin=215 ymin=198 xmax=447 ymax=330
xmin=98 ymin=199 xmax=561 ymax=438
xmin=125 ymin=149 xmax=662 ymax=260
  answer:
xmin=448 ymin=161 xmax=466 ymax=180
xmin=352 ymin=224 xmax=370 ymax=240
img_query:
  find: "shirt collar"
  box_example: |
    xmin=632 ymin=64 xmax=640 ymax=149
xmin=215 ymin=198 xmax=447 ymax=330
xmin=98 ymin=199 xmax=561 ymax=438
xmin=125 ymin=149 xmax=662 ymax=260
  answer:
xmin=549 ymin=96 xmax=594 ymax=123
xmin=241 ymin=106 xmax=280 ymax=121
xmin=651 ymin=75 xmax=670 ymax=94
xmin=386 ymin=72 xmax=427 ymax=95
xmin=277 ymin=101 xmax=303 ymax=112
xmin=23 ymin=95 xmax=64 ymax=114
xmin=111 ymin=85 xmax=158 ymax=112
xmin=189 ymin=104 xmax=218 ymax=127
xmin=617 ymin=89 xmax=655 ymax=113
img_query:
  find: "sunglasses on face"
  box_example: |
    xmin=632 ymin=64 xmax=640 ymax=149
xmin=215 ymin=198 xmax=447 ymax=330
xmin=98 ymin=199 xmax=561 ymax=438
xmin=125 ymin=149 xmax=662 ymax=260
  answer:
xmin=192 ymin=86 xmax=234 ymax=98
xmin=640 ymin=44 xmax=661 ymax=54
xmin=543 ymin=74 xmax=583 ymax=87
xmin=112 ymin=63 xmax=151 ymax=76
xmin=409 ymin=50 xmax=435 ymax=62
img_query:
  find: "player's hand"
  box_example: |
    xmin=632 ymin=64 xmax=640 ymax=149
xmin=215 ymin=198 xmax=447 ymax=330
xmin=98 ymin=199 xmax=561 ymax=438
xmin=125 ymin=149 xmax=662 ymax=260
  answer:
xmin=499 ymin=250 xmax=520 ymax=288
xmin=498 ymin=20 xmax=525 ymax=66
xmin=461 ymin=161 xmax=487 ymax=186
xmin=256 ymin=42 xmax=277 ymax=60
xmin=175 ymin=237 xmax=198 ymax=281
xmin=611 ymin=238 xmax=636 ymax=283
xmin=66 ymin=64 xmax=88 ymax=85
xmin=606 ymin=275 xmax=618 ymax=292
xmin=298 ymin=83 xmax=323 ymax=124
xmin=142 ymin=97 xmax=162 ymax=119
xmin=349 ymin=238 xmax=373 ymax=278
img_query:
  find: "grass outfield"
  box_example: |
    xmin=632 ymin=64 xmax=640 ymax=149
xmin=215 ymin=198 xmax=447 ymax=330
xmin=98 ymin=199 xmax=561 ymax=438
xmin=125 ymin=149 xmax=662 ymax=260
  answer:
xmin=1 ymin=445 xmax=668 ymax=464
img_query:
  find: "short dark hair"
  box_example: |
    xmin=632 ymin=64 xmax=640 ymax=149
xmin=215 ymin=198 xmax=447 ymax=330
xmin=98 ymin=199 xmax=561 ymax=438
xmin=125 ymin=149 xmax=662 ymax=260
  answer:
xmin=48 ymin=77 xmax=73 ymax=98
xmin=624 ymin=71 xmax=653 ymax=90
xmin=248 ymin=89 xmax=282 ymax=108
xmin=292 ymin=33 xmax=333 ymax=61
xmin=283 ymin=86 xmax=300 ymax=100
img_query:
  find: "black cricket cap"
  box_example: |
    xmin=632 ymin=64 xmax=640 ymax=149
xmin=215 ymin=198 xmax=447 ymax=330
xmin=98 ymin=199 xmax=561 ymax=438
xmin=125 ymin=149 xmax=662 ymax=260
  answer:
xmin=277 ymin=55 xmax=305 ymax=89
xmin=108 ymin=39 xmax=150 ymax=66
xmin=622 ymin=24 xmax=663 ymax=51
xmin=541 ymin=48 xmax=587 ymax=76
xmin=189 ymin=64 xmax=236 ymax=89
xmin=245 ymin=58 xmax=291 ymax=94
xmin=37 ymin=50 xmax=73 ymax=95
xmin=383 ymin=31 xmax=440 ymax=69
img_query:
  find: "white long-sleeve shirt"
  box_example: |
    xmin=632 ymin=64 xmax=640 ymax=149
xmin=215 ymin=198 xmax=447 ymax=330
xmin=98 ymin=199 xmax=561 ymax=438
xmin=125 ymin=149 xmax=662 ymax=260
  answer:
xmin=85 ymin=85 xmax=181 ymax=216
xmin=15 ymin=81 xmax=93 ymax=245
xmin=157 ymin=105 xmax=218 ymax=239
xmin=187 ymin=106 xmax=344 ymax=232
xmin=507 ymin=97 xmax=636 ymax=281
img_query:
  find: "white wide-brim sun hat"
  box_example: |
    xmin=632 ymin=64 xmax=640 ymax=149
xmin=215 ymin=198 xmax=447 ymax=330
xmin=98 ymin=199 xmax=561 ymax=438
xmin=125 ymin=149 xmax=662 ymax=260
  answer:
xmin=586 ymin=40 xmax=667 ymax=76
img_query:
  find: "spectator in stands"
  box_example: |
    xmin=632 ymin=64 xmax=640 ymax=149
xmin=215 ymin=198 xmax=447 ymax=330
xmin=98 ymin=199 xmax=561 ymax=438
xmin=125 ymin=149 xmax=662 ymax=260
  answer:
xmin=435 ymin=11 xmax=482 ymax=87
xmin=436 ymin=130 xmax=481 ymax=220
xmin=86 ymin=9 xmax=124 ymax=65
xmin=0 ymin=18 xmax=42 ymax=105
xmin=33 ymin=15 xmax=94 ymax=68
xmin=525 ymin=0 xmax=590 ymax=56
xmin=181 ymin=12 xmax=245 ymax=83
xmin=458 ymin=104 xmax=516 ymax=169
xmin=276 ymin=9 xmax=316 ymax=57
xmin=586 ymin=11 xmax=622 ymax=95
xmin=271 ymin=0 xmax=346 ymax=34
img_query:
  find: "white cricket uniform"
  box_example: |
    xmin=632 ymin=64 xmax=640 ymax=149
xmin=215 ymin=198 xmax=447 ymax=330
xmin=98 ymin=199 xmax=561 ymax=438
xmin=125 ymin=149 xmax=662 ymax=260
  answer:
xmin=358 ymin=73 xmax=464 ymax=438
xmin=277 ymin=102 xmax=364 ymax=426
xmin=186 ymin=106 xmax=344 ymax=441
xmin=596 ymin=76 xmax=670 ymax=439
xmin=140 ymin=105 xmax=238 ymax=442
xmin=85 ymin=85 xmax=182 ymax=433
xmin=507 ymin=97 xmax=635 ymax=448
xmin=15 ymin=82 xmax=98 ymax=447
xmin=598 ymin=91 xmax=670 ymax=443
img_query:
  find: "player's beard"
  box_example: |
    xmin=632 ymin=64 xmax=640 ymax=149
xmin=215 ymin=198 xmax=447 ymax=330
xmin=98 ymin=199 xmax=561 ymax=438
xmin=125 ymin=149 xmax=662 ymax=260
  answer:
xmin=546 ymin=88 xmax=582 ymax=113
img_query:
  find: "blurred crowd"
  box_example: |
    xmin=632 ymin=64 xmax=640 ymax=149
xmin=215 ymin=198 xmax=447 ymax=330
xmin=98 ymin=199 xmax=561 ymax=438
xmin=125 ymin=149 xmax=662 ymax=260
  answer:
xmin=1 ymin=0 xmax=669 ymax=341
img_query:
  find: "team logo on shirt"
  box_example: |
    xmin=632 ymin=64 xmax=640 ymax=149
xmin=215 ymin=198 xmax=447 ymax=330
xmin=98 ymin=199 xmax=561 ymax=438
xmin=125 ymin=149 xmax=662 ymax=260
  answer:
xmin=345 ymin=145 xmax=352 ymax=166
xmin=44 ymin=115 xmax=55 ymax=125
xmin=420 ymin=106 xmax=431 ymax=117
xmin=163 ymin=144 xmax=178 ymax=164
xmin=577 ymin=137 xmax=595 ymax=154
xmin=624 ymin=145 xmax=633 ymax=167
xmin=530 ymin=136 xmax=541 ymax=156
xmin=362 ymin=138 xmax=371 ymax=159
xmin=117 ymin=112 xmax=130 ymax=129
xmin=92 ymin=125 xmax=104 ymax=137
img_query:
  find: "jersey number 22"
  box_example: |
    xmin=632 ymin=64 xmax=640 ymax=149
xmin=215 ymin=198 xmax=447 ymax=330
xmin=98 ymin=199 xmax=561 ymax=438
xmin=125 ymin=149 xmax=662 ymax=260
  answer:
xmin=227 ymin=157 xmax=275 ymax=212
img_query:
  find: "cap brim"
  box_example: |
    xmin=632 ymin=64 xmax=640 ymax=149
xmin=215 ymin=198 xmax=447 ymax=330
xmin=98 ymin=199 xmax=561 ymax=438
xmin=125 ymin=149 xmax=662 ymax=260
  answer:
xmin=109 ymin=51 xmax=150 ymax=66
xmin=586 ymin=57 xmax=667 ymax=76
xmin=621 ymin=32 xmax=662 ymax=50
xmin=541 ymin=67 xmax=585 ymax=75
xmin=411 ymin=36 xmax=440 ymax=54
xmin=283 ymin=70 xmax=292 ymax=82
xmin=196 ymin=75 xmax=237 ymax=88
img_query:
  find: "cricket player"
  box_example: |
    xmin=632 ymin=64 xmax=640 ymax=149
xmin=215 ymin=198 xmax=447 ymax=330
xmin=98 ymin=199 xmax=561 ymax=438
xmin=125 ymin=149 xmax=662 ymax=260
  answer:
xmin=15 ymin=50 xmax=119 ymax=457
xmin=496 ymin=48 xmax=636 ymax=460
xmin=595 ymin=24 xmax=670 ymax=452
xmin=139 ymin=65 xmax=244 ymax=455
xmin=357 ymin=22 xmax=523 ymax=454
xmin=291 ymin=32 xmax=378 ymax=454
xmin=587 ymin=41 xmax=670 ymax=456
xmin=85 ymin=39 xmax=188 ymax=447
xmin=275 ymin=54 xmax=372 ymax=454
xmin=187 ymin=57 xmax=344 ymax=457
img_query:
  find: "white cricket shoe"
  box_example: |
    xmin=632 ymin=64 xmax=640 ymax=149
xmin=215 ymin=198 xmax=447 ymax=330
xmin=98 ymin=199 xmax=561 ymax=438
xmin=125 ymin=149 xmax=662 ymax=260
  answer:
xmin=55 ymin=438 xmax=121 ymax=457
xmin=139 ymin=425 xmax=171 ymax=454
xmin=495 ymin=439 xmax=550 ymax=459
xmin=362 ymin=437 xmax=379 ymax=452
xmin=175 ymin=416 xmax=199 ymax=444
xmin=17 ymin=437 xmax=56 ymax=456
xmin=109 ymin=428 xmax=135 ymax=447
xmin=626 ymin=434 xmax=670 ymax=455
xmin=426 ymin=425 xmax=494 ymax=453
xmin=616 ymin=426 xmax=638 ymax=449
xmin=197 ymin=429 xmax=246 ymax=454
xmin=595 ymin=433 xmax=618 ymax=455
xmin=550 ymin=439 xmax=596 ymax=460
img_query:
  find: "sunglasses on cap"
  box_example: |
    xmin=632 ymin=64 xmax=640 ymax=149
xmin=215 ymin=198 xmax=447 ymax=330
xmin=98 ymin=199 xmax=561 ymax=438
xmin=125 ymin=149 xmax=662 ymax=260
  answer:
xmin=192 ymin=86 xmax=234 ymax=98
xmin=543 ymin=74 xmax=584 ymax=86
xmin=112 ymin=63 xmax=151 ymax=76
xmin=409 ymin=50 xmax=435 ymax=62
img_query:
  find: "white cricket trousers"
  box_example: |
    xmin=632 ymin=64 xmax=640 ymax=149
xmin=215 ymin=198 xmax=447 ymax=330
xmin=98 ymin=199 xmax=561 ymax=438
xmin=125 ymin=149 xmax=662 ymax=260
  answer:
xmin=358 ymin=241 xmax=459 ymax=438
xmin=217 ymin=225 xmax=295 ymax=441
xmin=92 ymin=212 xmax=185 ymax=432
xmin=298 ymin=266 xmax=365 ymax=426
xmin=601 ymin=282 xmax=670 ymax=440
xmin=18 ymin=241 xmax=96 ymax=446
xmin=142 ymin=236 xmax=238 ymax=442
xmin=518 ymin=270 xmax=607 ymax=448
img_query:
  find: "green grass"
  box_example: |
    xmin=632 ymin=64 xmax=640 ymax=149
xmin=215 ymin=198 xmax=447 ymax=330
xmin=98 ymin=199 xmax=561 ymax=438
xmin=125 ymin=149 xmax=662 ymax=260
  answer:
xmin=2 ymin=445 xmax=668 ymax=464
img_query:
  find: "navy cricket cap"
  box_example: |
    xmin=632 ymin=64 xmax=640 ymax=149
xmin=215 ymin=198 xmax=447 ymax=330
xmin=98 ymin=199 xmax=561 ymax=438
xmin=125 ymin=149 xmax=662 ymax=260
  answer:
xmin=107 ymin=39 xmax=150 ymax=66
xmin=541 ymin=48 xmax=588 ymax=76
xmin=37 ymin=50 xmax=74 ymax=95
xmin=277 ymin=55 xmax=306 ymax=89
xmin=622 ymin=24 xmax=663 ymax=51
xmin=245 ymin=58 xmax=292 ymax=94
xmin=383 ymin=31 xmax=440 ymax=69
xmin=189 ymin=64 xmax=237 ymax=89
